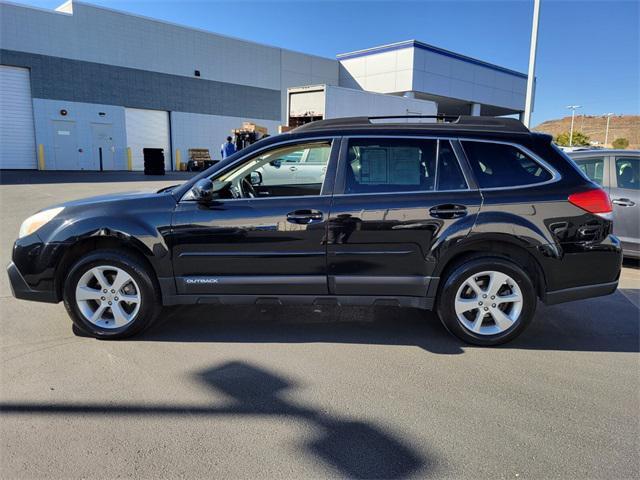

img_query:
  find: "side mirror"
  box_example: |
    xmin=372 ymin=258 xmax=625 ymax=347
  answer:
xmin=249 ymin=171 xmax=263 ymax=186
xmin=269 ymin=159 xmax=282 ymax=168
xmin=191 ymin=178 xmax=214 ymax=202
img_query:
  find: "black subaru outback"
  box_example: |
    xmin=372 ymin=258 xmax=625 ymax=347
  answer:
xmin=7 ymin=116 xmax=622 ymax=345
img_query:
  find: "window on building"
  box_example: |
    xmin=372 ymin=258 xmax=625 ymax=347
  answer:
xmin=461 ymin=141 xmax=552 ymax=188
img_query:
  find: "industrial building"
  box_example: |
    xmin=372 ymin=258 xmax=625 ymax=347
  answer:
xmin=0 ymin=0 xmax=529 ymax=171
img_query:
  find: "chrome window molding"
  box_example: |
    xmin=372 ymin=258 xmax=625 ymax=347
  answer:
xmin=331 ymin=189 xmax=475 ymax=198
xmin=179 ymin=133 xmax=562 ymax=201
xmin=180 ymin=194 xmax=331 ymax=203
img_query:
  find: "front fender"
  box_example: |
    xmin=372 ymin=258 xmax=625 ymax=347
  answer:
xmin=46 ymin=212 xmax=173 ymax=278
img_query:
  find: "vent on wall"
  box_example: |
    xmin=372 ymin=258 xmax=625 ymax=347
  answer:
xmin=194 ymin=70 xmax=201 ymax=77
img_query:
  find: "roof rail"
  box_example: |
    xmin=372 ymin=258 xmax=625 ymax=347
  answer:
xmin=292 ymin=115 xmax=530 ymax=133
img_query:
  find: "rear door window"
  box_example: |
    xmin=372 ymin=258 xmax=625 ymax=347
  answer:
xmin=461 ymin=141 xmax=552 ymax=188
xmin=344 ymin=138 xmax=467 ymax=194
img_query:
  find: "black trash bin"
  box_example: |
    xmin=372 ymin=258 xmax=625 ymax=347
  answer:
xmin=143 ymin=148 xmax=165 ymax=175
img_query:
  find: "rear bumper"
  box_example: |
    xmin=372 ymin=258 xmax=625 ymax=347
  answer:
xmin=540 ymin=234 xmax=622 ymax=305
xmin=543 ymin=280 xmax=618 ymax=305
xmin=6 ymin=262 xmax=58 ymax=303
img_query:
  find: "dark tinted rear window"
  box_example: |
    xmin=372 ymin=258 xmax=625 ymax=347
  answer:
xmin=462 ymin=141 xmax=552 ymax=188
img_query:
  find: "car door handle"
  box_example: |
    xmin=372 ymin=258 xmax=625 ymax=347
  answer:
xmin=612 ymin=198 xmax=636 ymax=207
xmin=287 ymin=210 xmax=324 ymax=224
xmin=429 ymin=204 xmax=467 ymax=219
xmin=289 ymin=166 xmax=298 ymax=172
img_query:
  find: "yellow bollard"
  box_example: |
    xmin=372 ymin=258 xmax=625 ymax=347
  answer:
xmin=37 ymin=144 xmax=45 ymax=170
xmin=175 ymin=149 xmax=182 ymax=171
xmin=127 ymin=147 xmax=132 ymax=171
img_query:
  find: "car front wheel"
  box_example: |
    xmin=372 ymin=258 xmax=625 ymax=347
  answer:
xmin=63 ymin=250 xmax=161 ymax=339
xmin=436 ymin=257 xmax=537 ymax=346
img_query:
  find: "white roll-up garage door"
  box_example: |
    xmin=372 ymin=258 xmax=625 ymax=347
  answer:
xmin=0 ymin=66 xmax=36 ymax=169
xmin=125 ymin=108 xmax=171 ymax=171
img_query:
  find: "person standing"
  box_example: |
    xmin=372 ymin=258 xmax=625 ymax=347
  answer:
xmin=220 ymin=136 xmax=236 ymax=159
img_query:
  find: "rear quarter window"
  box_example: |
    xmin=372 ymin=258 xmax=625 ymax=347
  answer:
xmin=573 ymin=156 xmax=605 ymax=185
xmin=462 ymin=141 xmax=553 ymax=188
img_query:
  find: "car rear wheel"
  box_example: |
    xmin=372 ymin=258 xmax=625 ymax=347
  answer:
xmin=63 ymin=250 xmax=161 ymax=339
xmin=436 ymin=257 xmax=536 ymax=346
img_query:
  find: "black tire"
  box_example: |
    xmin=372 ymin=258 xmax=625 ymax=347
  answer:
xmin=63 ymin=249 xmax=161 ymax=339
xmin=436 ymin=257 xmax=537 ymax=346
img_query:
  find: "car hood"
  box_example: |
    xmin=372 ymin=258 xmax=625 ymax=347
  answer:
xmin=52 ymin=190 xmax=175 ymax=210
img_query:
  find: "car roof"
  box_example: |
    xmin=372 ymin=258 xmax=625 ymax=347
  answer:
xmin=290 ymin=115 xmax=531 ymax=136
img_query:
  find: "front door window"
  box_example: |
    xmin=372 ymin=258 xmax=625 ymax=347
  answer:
xmin=216 ymin=141 xmax=332 ymax=198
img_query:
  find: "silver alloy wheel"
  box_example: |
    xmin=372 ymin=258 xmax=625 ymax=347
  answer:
xmin=75 ymin=265 xmax=141 ymax=329
xmin=454 ymin=270 xmax=523 ymax=336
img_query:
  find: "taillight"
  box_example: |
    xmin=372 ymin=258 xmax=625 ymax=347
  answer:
xmin=568 ymin=188 xmax=612 ymax=214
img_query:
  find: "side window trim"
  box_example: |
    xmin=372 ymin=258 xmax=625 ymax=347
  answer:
xmin=450 ymin=139 xmax=478 ymax=190
xmin=179 ymin=136 xmax=340 ymax=203
xmin=609 ymin=155 xmax=617 ymax=189
xmin=459 ymin=138 xmax=561 ymax=190
xmin=333 ymin=135 xmax=474 ymax=196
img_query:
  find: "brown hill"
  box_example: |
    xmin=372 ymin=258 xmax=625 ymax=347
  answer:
xmin=534 ymin=115 xmax=639 ymax=149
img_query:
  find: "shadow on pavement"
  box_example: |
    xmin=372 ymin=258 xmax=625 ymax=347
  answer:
xmin=0 ymin=170 xmax=195 ymax=185
xmin=0 ymin=360 xmax=430 ymax=479
xmin=136 ymin=287 xmax=639 ymax=353
xmin=143 ymin=306 xmax=466 ymax=355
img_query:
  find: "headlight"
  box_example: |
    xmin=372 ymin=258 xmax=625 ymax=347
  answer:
xmin=18 ymin=207 xmax=64 ymax=239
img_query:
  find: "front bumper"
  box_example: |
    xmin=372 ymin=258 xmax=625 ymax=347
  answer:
xmin=7 ymin=262 xmax=58 ymax=303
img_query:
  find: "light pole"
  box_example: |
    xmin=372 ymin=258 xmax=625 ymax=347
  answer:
xmin=567 ymin=105 xmax=582 ymax=146
xmin=604 ymin=113 xmax=614 ymax=146
xmin=523 ymin=0 xmax=541 ymax=128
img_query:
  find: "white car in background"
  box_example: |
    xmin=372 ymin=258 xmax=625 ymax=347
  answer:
xmin=257 ymin=144 xmax=329 ymax=187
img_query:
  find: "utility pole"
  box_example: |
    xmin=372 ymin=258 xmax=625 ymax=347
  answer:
xmin=567 ymin=105 xmax=582 ymax=146
xmin=523 ymin=0 xmax=541 ymax=128
xmin=604 ymin=113 xmax=614 ymax=146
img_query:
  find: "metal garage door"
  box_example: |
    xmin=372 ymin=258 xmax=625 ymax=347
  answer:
xmin=0 ymin=66 xmax=36 ymax=169
xmin=125 ymin=108 xmax=170 ymax=171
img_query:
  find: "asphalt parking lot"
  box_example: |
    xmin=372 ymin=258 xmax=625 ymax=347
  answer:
xmin=0 ymin=171 xmax=638 ymax=479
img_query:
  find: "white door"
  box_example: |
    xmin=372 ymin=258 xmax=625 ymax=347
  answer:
xmin=125 ymin=108 xmax=170 ymax=171
xmin=0 ymin=66 xmax=36 ymax=169
xmin=52 ymin=120 xmax=79 ymax=170
xmin=91 ymin=123 xmax=115 ymax=170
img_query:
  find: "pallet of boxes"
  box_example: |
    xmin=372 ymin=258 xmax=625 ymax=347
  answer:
xmin=187 ymin=148 xmax=216 ymax=172
xmin=232 ymin=122 xmax=269 ymax=150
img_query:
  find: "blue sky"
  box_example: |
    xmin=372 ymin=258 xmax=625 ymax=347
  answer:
xmin=14 ymin=0 xmax=640 ymax=125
